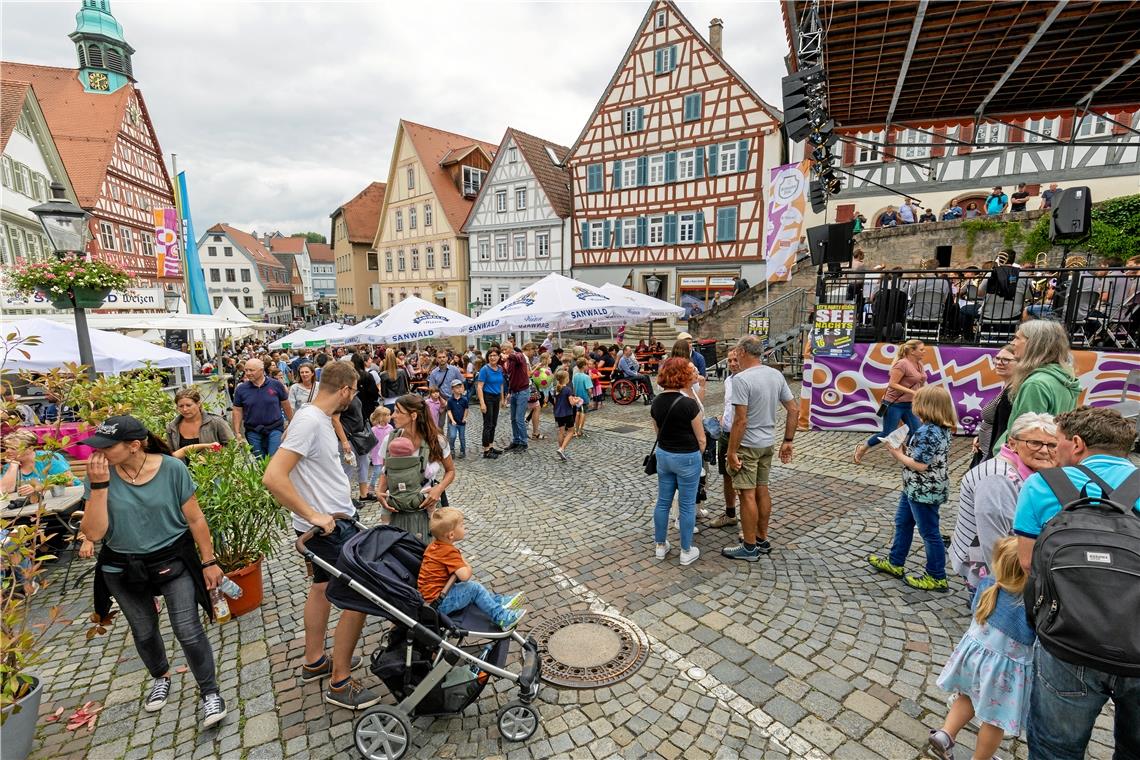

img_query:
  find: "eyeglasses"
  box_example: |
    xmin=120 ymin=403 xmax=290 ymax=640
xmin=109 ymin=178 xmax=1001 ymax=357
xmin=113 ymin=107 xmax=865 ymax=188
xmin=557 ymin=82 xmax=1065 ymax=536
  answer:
xmin=1012 ymin=437 xmax=1058 ymax=451
xmin=993 ymin=357 xmax=1016 ymax=364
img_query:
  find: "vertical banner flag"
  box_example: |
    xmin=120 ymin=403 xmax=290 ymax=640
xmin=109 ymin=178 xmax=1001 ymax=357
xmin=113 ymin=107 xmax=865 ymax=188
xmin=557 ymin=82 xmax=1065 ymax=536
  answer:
xmin=175 ymin=172 xmax=212 ymax=314
xmin=154 ymin=207 xmax=182 ymax=278
xmin=763 ymin=159 xmax=811 ymax=283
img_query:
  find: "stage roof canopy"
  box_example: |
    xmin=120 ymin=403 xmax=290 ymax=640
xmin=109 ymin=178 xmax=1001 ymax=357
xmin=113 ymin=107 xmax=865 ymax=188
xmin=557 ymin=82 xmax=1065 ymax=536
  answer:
xmin=783 ymin=0 xmax=1140 ymax=129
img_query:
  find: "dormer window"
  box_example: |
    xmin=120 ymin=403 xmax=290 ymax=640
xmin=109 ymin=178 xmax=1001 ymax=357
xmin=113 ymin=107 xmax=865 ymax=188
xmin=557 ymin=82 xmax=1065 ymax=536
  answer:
xmin=462 ymin=166 xmax=486 ymax=197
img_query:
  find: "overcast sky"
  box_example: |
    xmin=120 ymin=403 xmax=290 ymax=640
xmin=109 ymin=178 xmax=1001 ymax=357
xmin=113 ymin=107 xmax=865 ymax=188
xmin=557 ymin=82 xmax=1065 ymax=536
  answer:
xmin=2 ymin=0 xmax=789 ymax=239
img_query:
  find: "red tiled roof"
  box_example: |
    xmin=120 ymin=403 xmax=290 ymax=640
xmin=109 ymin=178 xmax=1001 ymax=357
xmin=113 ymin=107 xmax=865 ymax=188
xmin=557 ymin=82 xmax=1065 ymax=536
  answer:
xmin=401 ymin=120 xmax=498 ymax=235
xmin=334 ymin=181 xmax=386 ymax=244
xmin=508 ymin=128 xmax=573 ymax=218
xmin=269 ymin=235 xmax=306 ymax=254
xmin=0 ymin=62 xmax=172 ymax=208
xmin=208 ymin=223 xmax=285 ymax=270
xmin=307 ymin=242 xmax=333 ymax=262
xmin=0 ymin=80 xmax=31 ymax=153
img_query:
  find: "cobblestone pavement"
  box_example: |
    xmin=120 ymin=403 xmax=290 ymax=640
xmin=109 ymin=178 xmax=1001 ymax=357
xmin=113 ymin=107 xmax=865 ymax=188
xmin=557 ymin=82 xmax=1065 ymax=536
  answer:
xmin=28 ymin=379 xmax=1127 ymax=760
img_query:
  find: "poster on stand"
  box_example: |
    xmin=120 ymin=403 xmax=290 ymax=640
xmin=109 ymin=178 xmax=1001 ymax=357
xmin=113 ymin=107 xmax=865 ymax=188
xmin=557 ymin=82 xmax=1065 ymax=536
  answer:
xmin=747 ymin=316 xmax=770 ymax=343
xmin=811 ymin=304 xmax=855 ymax=358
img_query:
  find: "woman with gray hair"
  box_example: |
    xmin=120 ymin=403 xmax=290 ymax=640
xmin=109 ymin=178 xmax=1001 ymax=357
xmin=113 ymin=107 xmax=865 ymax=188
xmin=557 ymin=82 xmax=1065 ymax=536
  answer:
xmin=950 ymin=412 xmax=1058 ymax=590
xmin=991 ymin=319 xmax=1078 ymax=453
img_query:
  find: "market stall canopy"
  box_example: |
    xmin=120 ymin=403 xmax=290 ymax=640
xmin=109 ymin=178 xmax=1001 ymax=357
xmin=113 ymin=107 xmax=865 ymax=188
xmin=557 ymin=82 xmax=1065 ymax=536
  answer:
xmin=463 ymin=273 xmax=653 ymax=335
xmin=116 ymin=313 xmax=249 ymax=331
xmin=212 ymin=299 xmax=279 ymax=330
xmin=598 ymin=283 xmax=685 ymax=319
xmin=309 ymin=321 xmax=355 ymax=343
xmin=269 ymin=329 xmax=325 ymax=350
xmin=339 ymin=296 xmax=473 ymax=344
xmin=2 ymin=317 xmax=192 ymax=377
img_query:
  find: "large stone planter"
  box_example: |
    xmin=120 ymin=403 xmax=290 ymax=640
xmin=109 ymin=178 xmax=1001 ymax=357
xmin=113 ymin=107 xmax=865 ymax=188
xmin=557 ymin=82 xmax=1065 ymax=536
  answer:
xmin=0 ymin=675 xmax=42 ymax=760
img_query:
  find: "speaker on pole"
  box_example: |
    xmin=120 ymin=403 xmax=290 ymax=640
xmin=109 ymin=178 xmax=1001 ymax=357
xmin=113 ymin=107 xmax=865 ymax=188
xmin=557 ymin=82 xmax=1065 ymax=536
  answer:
xmin=1050 ymin=187 xmax=1091 ymax=242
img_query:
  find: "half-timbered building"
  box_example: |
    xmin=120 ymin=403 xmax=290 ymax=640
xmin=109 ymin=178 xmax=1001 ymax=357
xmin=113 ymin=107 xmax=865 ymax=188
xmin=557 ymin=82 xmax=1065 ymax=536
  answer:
xmin=373 ymin=121 xmax=497 ymax=317
xmin=2 ymin=1 xmax=180 ymax=289
xmin=566 ymin=0 xmax=783 ymax=314
xmin=463 ymin=128 xmax=573 ymax=320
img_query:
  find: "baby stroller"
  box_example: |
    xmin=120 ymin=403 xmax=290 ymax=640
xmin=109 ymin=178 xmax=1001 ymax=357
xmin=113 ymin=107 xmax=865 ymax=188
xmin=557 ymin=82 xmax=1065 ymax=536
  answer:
xmin=295 ymin=522 xmax=542 ymax=760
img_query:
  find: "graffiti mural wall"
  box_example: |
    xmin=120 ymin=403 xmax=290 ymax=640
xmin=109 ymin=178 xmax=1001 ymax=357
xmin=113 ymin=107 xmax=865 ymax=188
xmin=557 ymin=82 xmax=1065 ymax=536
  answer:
xmin=801 ymin=343 xmax=1138 ymax=435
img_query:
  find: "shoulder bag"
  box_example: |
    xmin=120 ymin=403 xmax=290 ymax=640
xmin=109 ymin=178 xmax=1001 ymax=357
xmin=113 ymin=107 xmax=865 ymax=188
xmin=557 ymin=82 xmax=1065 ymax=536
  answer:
xmin=644 ymin=394 xmax=684 ymax=476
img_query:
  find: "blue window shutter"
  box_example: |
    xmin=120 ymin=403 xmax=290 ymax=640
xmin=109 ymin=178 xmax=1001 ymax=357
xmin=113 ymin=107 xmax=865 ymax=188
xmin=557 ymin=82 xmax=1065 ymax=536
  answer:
xmin=694 ymin=211 xmax=705 ymax=242
xmin=580 ymin=222 xmax=589 ymax=249
xmin=612 ymin=161 xmax=622 ymax=190
xmin=654 ymin=49 xmax=664 ymax=74
xmin=603 ymin=219 xmax=612 ymax=248
xmin=637 ymin=107 xmax=645 ymax=131
xmin=670 ymin=45 xmax=678 ymax=72
xmin=636 ymin=217 xmax=647 ymax=246
xmin=716 ymin=207 xmax=738 ymax=242
xmin=636 ymin=156 xmax=648 ymax=186
xmin=614 ymin=219 xmax=623 ymax=246
xmin=695 ymin=146 xmax=705 ymax=178
xmin=664 ymin=215 xmax=677 ymax=244
xmin=665 ymin=152 xmax=677 ymax=183
xmin=707 ymin=145 xmax=719 ymax=176
xmin=737 ymin=139 xmax=749 ymax=172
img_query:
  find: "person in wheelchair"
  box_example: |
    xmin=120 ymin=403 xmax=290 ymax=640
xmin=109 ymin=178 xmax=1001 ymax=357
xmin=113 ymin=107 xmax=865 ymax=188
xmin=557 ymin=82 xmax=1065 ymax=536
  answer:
xmin=617 ymin=346 xmax=655 ymax=404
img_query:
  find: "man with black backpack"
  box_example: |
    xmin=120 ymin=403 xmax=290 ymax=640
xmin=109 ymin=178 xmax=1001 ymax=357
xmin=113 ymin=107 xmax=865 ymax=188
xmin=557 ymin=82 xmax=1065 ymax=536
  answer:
xmin=1012 ymin=406 xmax=1140 ymax=759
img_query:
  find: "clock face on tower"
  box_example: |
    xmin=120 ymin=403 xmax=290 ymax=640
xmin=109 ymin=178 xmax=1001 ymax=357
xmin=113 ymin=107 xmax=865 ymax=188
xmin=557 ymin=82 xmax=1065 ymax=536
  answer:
xmin=87 ymin=71 xmax=109 ymax=91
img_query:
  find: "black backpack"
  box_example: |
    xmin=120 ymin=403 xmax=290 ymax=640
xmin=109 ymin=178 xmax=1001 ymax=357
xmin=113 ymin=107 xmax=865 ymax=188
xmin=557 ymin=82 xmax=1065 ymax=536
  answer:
xmin=1027 ymin=466 xmax=1140 ymax=677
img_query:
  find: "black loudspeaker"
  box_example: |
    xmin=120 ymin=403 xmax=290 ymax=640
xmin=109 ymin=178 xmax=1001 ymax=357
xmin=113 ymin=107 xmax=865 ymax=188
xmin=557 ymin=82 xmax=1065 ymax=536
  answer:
xmin=808 ymin=181 xmax=827 ymax=213
xmin=806 ymin=221 xmax=856 ymax=265
xmin=935 ymin=245 xmax=952 ymax=268
xmin=1050 ymin=186 xmax=1091 ymax=242
xmin=782 ymin=66 xmax=826 ymax=142
xmin=807 ymin=224 xmax=829 ymax=265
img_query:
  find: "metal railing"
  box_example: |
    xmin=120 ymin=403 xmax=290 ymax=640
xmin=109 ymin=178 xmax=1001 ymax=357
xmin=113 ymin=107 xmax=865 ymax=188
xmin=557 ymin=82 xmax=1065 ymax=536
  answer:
xmin=742 ymin=287 xmax=811 ymax=376
xmin=816 ymin=266 xmax=1139 ymax=350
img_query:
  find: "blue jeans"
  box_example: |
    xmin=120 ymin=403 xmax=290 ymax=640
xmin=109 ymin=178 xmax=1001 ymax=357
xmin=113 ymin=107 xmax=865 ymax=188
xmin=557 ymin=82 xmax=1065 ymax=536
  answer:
xmin=509 ymin=390 xmax=529 ymax=446
xmin=866 ymin=401 xmax=920 ymax=448
xmin=245 ymin=427 xmax=282 ymax=458
xmin=653 ymin=449 xmax=702 ymax=552
xmin=448 ymin=422 xmax=467 ymax=455
xmin=436 ymin=580 xmax=513 ymax=625
xmin=888 ymin=492 xmax=945 ymax=579
xmin=1028 ymin=643 xmax=1140 ymax=759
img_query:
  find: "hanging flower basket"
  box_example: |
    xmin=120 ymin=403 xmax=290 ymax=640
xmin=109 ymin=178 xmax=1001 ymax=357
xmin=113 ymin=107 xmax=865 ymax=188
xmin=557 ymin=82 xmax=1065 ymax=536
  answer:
xmin=71 ymin=287 xmax=112 ymax=309
xmin=9 ymin=258 xmax=132 ymax=305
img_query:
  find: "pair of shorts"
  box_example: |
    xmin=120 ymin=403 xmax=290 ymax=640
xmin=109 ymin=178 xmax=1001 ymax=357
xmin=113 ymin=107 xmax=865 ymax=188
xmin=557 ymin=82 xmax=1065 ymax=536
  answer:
xmin=716 ymin=432 xmax=731 ymax=476
xmin=729 ymin=445 xmax=775 ymax=490
xmin=555 ymin=414 xmax=575 ymax=430
xmin=297 ymin=519 xmax=359 ymax=584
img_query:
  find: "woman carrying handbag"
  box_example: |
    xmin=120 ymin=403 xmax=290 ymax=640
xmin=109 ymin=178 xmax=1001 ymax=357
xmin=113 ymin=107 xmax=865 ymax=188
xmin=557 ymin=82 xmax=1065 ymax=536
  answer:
xmin=649 ymin=358 xmax=706 ymax=566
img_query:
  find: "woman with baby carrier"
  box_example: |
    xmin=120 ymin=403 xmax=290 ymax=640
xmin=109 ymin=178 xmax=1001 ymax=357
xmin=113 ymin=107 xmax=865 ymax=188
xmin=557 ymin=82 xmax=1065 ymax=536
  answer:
xmin=375 ymin=393 xmax=456 ymax=543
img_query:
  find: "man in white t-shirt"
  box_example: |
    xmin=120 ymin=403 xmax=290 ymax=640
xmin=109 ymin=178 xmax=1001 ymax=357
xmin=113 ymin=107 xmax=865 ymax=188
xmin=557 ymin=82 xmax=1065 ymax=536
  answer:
xmin=263 ymin=361 xmax=379 ymax=711
xmin=709 ymin=348 xmax=740 ymax=529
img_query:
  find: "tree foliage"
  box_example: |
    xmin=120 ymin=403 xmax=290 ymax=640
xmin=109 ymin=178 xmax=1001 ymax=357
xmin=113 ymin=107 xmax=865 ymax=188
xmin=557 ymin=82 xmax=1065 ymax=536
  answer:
xmin=290 ymin=232 xmax=327 ymax=244
xmin=1023 ymin=193 xmax=1140 ymax=260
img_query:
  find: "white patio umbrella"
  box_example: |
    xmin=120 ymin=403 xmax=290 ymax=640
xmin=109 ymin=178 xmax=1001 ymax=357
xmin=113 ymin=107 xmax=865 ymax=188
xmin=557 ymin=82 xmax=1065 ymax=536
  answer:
xmin=339 ymin=296 xmax=472 ymax=344
xmin=308 ymin=321 xmax=355 ymax=345
xmin=269 ymin=329 xmax=326 ymax=350
xmin=598 ymin=283 xmax=685 ymax=318
xmin=463 ymin=273 xmax=652 ymax=336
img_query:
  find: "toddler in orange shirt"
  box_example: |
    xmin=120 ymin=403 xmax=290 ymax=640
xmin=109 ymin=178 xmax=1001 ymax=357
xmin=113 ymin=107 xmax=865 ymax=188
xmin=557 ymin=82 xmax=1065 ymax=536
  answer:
xmin=417 ymin=507 xmax=525 ymax=630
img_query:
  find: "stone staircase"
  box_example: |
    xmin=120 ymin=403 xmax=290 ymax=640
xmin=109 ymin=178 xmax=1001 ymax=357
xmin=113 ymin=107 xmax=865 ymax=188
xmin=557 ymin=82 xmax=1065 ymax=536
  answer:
xmin=622 ymin=319 xmax=682 ymax=344
xmin=688 ymin=255 xmax=818 ymax=341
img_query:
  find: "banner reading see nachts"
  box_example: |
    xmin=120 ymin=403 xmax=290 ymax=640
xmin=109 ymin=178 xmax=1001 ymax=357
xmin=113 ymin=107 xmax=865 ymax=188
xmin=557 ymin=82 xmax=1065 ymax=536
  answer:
xmin=811 ymin=303 xmax=856 ymax=358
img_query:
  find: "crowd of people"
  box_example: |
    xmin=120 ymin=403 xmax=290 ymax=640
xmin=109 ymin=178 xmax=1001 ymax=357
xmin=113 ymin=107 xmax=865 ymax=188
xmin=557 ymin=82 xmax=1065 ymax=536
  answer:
xmin=866 ymin=182 xmax=1062 ymax=230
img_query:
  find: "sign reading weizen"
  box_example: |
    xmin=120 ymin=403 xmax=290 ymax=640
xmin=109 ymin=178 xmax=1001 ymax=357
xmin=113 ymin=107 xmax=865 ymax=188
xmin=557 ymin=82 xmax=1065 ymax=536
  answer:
xmin=2 ymin=287 xmax=166 ymax=311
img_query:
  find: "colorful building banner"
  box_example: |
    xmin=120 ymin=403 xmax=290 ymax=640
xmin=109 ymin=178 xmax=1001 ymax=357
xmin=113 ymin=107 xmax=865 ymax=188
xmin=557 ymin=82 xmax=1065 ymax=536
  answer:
xmin=802 ymin=343 xmax=1138 ymax=434
xmin=763 ymin=159 xmax=810 ymax=284
xmin=154 ymin=207 xmax=181 ymax=278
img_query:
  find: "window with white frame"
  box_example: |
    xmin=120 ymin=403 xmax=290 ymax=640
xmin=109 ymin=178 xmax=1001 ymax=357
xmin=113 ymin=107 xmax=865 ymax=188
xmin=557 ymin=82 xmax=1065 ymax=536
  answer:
xmin=974 ymin=123 xmax=1005 ymax=150
xmin=515 ymin=187 xmax=527 ymax=210
xmin=855 ymin=131 xmax=883 ymax=163
xmin=678 ymin=149 xmax=696 ymax=180
xmin=7 ymin=226 xmax=25 ymax=259
xmin=655 ymin=9 xmax=666 ymax=28
xmin=648 ymin=216 xmax=664 ymax=245
xmin=25 ymin=231 xmax=41 ymax=261
xmin=589 ymin=221 xmax=605 ymax=248
xmin=224 ymin=246 xmax=233 ymax=256
xmin=424 ymin=202 xmax=432 ymax=226
xmin=395 ymin=210 xmax=403 ymax=232
xmin=398 ymin=250 xmax=406 ymax=271
xmin=99 ymin=221 xmax=116 ymax=250
xmin=0 ymin=157 xmax=12 ymax=188
xmin=119 ymin=226 xmax=133 ymax=254
xmin=621 ymin=160 xmax=638 ymax=188
xmin=499 ymin=288 xmax=509 ymax=303
xmin=0 ymin=229 xmax=10 ymax=266
xmin=410 ymin=248 xmax=419 ymax=270
xmin=213 ymin=296 xmax=222 ymax=308
xmin=441 ymin=244 xmax=451 ymax=269
xmin=514 ymin=234 xmax=527 ymax=259
xmin=622 ymin=218 xmax=638 ymax=247
xmin=462 ymin=166 xmax=485 ymax=195
xmin=241 ymin=269 xmax=251 ymax=282
xmin=719 ymin=143 xmax=739 ymax=173
xmin=1077 ymin=114 xmax=1110 ymax=138
xmin=225 ymin=268 xmax=236 ymax=282
xmin=495 ymin=235 xmax=508 ymax=260
xmin=385 ymin=251 xmax=393 ymax=272
xmin=406 ymin=166 xmax=415 ymax=190
xmin=679 ymin=212 xmax=697 ymax=243
xmin=482 ymin=287 xmax=493 ymax=307
xmin=1024 ymin=117 xmax=1060 ymax=143
xmin=508 ymin=146 xmax=518 ymax=163
xmin=210 ymin=268 xmax=220 ymax=282
xmin=536 ymin=231 xmax=550 ymax=258
xmin=496 ymin=190 xmax=507 ymax=213
xmin=478 ymin=236 xmax=491 ymax=261
xmin=140 ymin=231 xmax=154 ymax=254
xmin=899 ymin=128 xmax=932 ymax=159
xmin=409 ymin=207 xmax=417 ymax=229
xmin=425 ymin=246 xmax=435 ymax=269
xmin=648 ymin=154 xmax=666 ymax=185
xmin=623 ymin=107 xmax=640 ymax=133
xmin=244 ymin=296 xmax=254 ymax=309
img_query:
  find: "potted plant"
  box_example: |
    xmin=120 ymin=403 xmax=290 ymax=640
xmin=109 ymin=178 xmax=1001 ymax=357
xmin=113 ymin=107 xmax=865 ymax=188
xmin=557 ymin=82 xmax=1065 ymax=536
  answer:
xmin=8 ymin=258 xmax=132 ymax=310
xmin=185 ymin=442 xmax=287 ymax=617
xmin=1 ymin=513 xmax=65 ymax=760
xmin=42 ymin=473 xmax=73 ymax=498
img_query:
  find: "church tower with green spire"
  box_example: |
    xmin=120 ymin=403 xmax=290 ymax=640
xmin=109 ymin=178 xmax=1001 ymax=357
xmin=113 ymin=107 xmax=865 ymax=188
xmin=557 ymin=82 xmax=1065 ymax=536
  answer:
xmin=69 ymin=0 xmax=135 ymax=93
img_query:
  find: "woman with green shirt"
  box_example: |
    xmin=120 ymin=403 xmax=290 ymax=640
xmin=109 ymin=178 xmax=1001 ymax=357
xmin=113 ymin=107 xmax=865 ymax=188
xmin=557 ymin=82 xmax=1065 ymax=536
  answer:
xmin=80 ymin=416 xmax=227 ymax=729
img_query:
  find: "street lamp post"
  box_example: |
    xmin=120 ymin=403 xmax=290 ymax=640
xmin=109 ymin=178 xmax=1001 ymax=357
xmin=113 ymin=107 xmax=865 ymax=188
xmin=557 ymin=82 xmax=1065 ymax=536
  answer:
xmin=645 ymin=273 xmax=662 ymax=345
xmin=29 ymin=182 xmax=96 ymax=381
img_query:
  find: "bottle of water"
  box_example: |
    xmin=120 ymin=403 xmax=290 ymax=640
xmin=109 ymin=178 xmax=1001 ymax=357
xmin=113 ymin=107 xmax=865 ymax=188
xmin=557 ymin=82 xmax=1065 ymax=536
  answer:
xmin=211 ymin=588 xmax=231 ymax=623
xmin=219 ymin=576 xmax=243 ymax=599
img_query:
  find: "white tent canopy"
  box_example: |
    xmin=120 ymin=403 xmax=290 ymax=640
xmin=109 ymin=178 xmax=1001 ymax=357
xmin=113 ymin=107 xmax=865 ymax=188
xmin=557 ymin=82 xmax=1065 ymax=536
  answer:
xmin=3 ymin=317 xmax=192 ymax=384
xmin=213 ymin=299 xmax=279 ymax=331
xmin=269 ymin=329 xmax=325 ymax=350
xmin=339 ymin=296 xmax=472 ymax=344
xmin=598 ymin=283 xmax=685 ymax=319
xmin=464 ymin=273 xmax=653 ymax=335
xmin=117 ymin=313 xmax=249 ymax=331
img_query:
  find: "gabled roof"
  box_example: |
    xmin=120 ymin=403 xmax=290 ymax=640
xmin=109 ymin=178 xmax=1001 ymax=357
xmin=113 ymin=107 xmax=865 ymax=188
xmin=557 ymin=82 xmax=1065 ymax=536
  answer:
xmin=207 ymin=223 xmax=285 ymax=270
xmin=269 ymin=235 xmax=307 ymax=255
xmin=510 ymin=128 xmax=573 ymax=218
xmin=566 ymin=0 xmax=781 ymax=159
xmin=400 ymin=120 xmax=499 ymax=234
xmin=333 ymin=181 xmax=386 ymax=244
xmin=0 ymin=80 xmax=31 ymax=153
xmin=0 ymin=62 xmax=172 ymax=208
xmin=307 ymin=242 xmax=334 ymax=262
xmin=440 ymin=144 xmax=493 ymax=166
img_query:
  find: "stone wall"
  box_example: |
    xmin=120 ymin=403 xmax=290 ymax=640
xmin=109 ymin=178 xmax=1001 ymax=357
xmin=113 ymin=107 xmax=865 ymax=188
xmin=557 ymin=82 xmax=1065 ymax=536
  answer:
xmin=853 ymin=210 xmax=1060 ymax=267
xmin=687 ymin=259 xmax=817 ymax=341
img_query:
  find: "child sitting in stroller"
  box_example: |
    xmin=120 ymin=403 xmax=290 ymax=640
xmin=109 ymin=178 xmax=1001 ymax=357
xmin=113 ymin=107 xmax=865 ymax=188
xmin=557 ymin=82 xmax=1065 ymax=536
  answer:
xmin=418 ymin=508 xmax=526 ymax=630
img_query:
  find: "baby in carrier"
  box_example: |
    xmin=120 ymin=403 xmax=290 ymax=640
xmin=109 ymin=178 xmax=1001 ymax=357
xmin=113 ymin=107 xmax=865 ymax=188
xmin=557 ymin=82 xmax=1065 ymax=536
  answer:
xmin=382 ymin=436 xmax=432 ymax=541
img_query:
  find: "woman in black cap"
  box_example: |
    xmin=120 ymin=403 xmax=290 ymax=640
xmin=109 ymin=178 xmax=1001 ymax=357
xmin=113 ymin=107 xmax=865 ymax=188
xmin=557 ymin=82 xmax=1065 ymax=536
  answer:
xmin=79 ymin=415 xmax=227 ymax=729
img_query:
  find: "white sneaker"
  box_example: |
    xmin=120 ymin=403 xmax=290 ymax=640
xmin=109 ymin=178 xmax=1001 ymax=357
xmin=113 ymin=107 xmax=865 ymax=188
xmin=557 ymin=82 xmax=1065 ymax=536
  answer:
xmin=655 ymin=541 xmax=671 ymax=560
xmin=680 ymin=547 xmax=700 ymax=566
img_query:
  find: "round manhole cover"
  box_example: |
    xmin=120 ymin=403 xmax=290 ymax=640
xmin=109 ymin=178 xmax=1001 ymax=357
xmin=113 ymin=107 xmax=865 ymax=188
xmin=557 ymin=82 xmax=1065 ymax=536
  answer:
xmin=531 ymin=612 xmax=649 ymax=688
